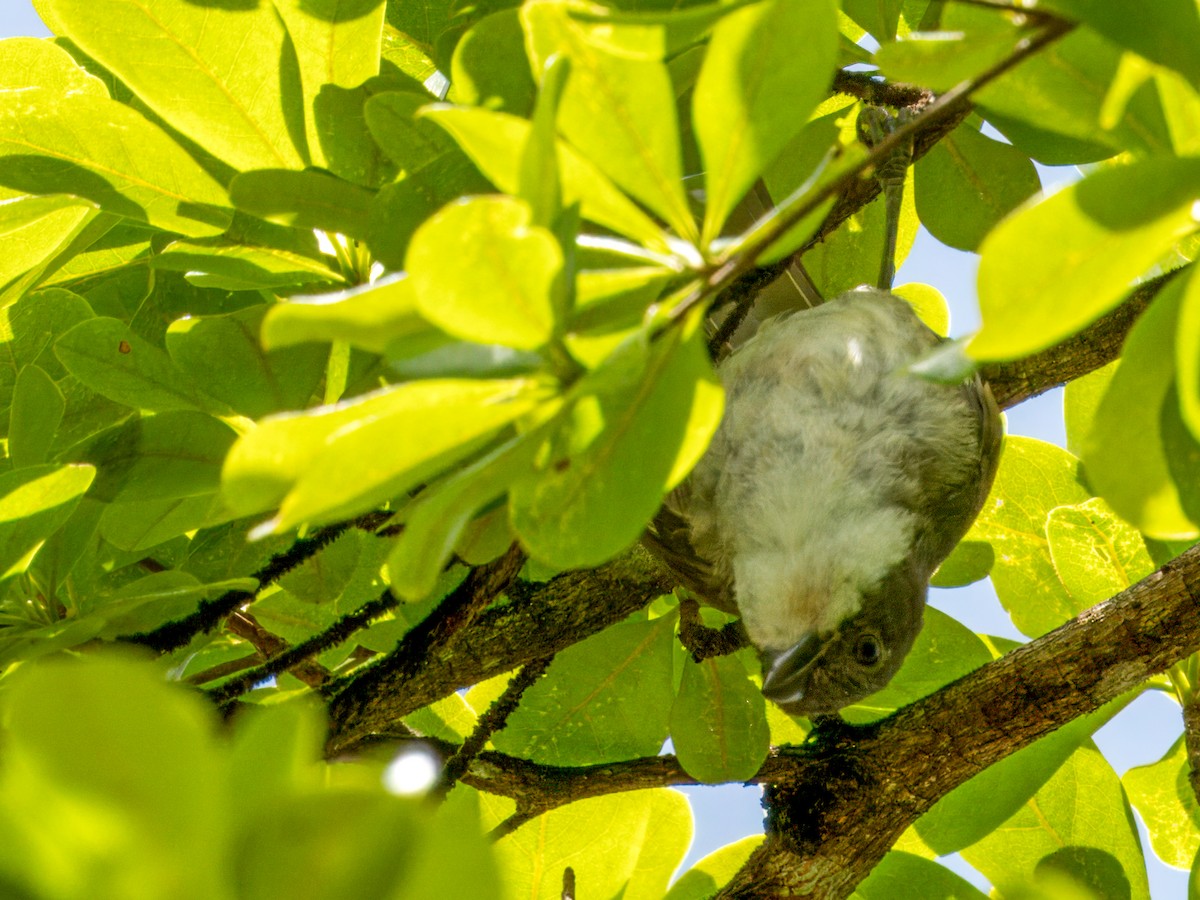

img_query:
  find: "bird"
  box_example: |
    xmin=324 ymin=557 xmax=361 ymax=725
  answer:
xmin=645 ymin=286 xmax=1002 ymax=717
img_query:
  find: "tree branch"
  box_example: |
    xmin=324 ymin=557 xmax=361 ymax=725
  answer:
xmin=362 ymin=544 xmax=1200 ymax=897
xmin=718 ymin=543 xmax=1200 ymax=898
xmin=324 ymin=547 xmax=675 ymax=755
xmin=981 ymin=268 xmax=1184 ymax=407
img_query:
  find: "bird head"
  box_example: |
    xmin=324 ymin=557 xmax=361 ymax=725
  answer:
xmin=758 ymin=558 xmax=926 ymax=717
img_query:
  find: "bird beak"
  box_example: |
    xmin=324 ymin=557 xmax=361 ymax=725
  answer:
xmin=759 ymin=633 xmax=825 ymax=709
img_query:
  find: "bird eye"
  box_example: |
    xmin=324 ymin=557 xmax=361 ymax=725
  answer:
xmin=853 ymin=634 xmax=882 ymax=667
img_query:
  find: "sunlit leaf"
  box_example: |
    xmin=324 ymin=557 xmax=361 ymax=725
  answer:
xmin=406 ymin=195 xmax=561 ymax=351
xmin=1084 ymin=276 xmax=1200 ymax=539
xmin=0 ymin=89 xmax=231 ymax=236
xmin=55 ymin=317 xmax=229 ymax=415
xmin=960 ymin=743 xmax=1150 ymax=900
xmin=510 ymin=319 xmax=722 ymax=569
xmin=962 ymin=437 xmax=1091 ymax=637
xmin=973 ymin=158 xmax=1200 ymax=361
xmin=694 ymin=0 xmax=837 ymax=244
xmin=522 ymin=0 xmax=694 ymax=240
xmin=36 ymin=0 xmax=306 ymax=171
xmin=0 ymin=463 xmax=94 ymax=579
xmin=422 ymin=105 xmax=670 ymax=251
xmin=494 ymin=789 xmax=691 ymax=900
xmin=493 ymin=617 xmax=677 ymax=765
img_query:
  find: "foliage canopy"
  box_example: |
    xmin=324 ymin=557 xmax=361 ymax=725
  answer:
xmin=0 ymin=0 xmax=1199 ymax=897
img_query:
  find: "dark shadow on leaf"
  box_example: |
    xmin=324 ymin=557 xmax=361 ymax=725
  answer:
xmin=179 ymin=0 xmax=260 ymax=9
xmin=0 ymin=156 xmax=231 ymax=233
xmin=300 ymin=0 xmax=384 ymax=20
xmin=1031 ymin=846 xmax=1131 ymax=900
xmin=0 ymin=155 xmax=144 ymax=223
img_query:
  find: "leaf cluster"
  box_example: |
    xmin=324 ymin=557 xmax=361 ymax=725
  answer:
xmin=0 ymin=0 xmax=1197 ymax=897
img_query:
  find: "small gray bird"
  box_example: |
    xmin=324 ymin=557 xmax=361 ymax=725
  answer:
xmin=646 ymin=287 xmax=1002 ymax=717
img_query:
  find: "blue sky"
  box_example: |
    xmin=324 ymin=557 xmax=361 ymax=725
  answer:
xmin=3 ymin=5 xmax=1189 ymax=894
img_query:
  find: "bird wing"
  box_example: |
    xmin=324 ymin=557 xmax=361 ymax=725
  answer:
xmin=643 ymin=486 xmax=739 ymax=616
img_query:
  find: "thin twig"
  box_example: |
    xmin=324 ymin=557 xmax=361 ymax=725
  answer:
xmin=663 ymin=15 xmax=1076 ymax=331
xmin=323 ymin=544 xmax=528 ymax=744
xmin=207 ymin=587 xmax=402 ymax=706
xmin=432 ymin=654 xmax=554 ymax=802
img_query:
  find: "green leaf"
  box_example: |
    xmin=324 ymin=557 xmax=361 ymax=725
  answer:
xmin=155 ymin=236 xmax=341 ymax=292
xmin=90 ymin=571 xmax=258 ymax=637
xmin=75 ymin=411 xmax=237 ymax=503
xmin=494 ymin=789 xmax=691 ymax=900
xmin=965 ymin=436 xmax=1092 ymax=637
xmin=364 ymin=90 xmax=455 ymax=171
xmin=493 ymin=617 xmax=677 ymax=765
xmin=1043 ymin=0 xmax=1200 ymax=89
xmin=893 ymin=282 xmax=950 ymax=337
xmin=843 ymin=0 xmax=905 ymax=42
xmin=931 ymin=539 xmax=995 ymax=588
xmin=972 ymin=157 xmax=1200 ymax=361
xmin=1064 ymin=359 xmax=1118 ymax=458
xmin=166 ymin=305 xmax=328 ymax=419
xmin=387 ymin=426 xmax=545 ymax=600
xmin=875 ymin=27 xmax=1022 ymax=92
xmin=423 ymin=105 xmax=669 ymax=251
xmin=99 ymin=494 xmax=221 ymax=553
xmin=518 ymin=54 xmax=569 ymax=230
xmin=0 ymin=36 xmax=107 ymax=97
xmin=1047 ymin=498 xmax=1156 ymax=610
xmin=450 ymin=10 xmax=536 ymax=115
xmin=366 ymin=151 xmax=491 ymax=269
xmin=262 ymin=275 xmax=435 ymax=355
xmin=522 ymin=0 xmax=694 ymax=241
xmin=28 ymin=495 xmax=102 ymax=598
xmin=0 ymin=195 xmax=98 ymax=289
xmin=916 ymin=698 xmax=1130 ymax=855
xmin=694 ymin=0 xmax=837 ymax=244
xmin=956 ymin=7 xmax=1173 ymax=163
xmin=273 ymin=0 xmax=386 ymax=177
xmin=1123 ymin=735 xmax=1200 ymax=870
xmin=37 ymin=0 xmax=306 ymax=171
xmin=855 ymin=851 xmax=988 ymax=900
xmin=54 ymin=317 xmax=228 ymax=415
xmin=1085 ymin=276 xmax=1200 ymax=539
xmin=959 ymin=743 xmax=1150 ymax=900
xmin=222 ymin=378 xmax=548 ymax=526
xmin=3 ymin=655 xmax=225 ymax=890
xmin=9 ymin=365 xmax=64 ymax=468
xmin=277 ymin=529 xmax=362 ymax=605
xmin=510 ymin=321 xmax=723 ymax=569
xmin=665 ymin=836 xmax=764 ymax=900
xmin=228 ymin=701 xmax=326 ymax=813
xmin=41 ymin=219 xmax=154 ymax=288
xmin=671 ymin=652 xmax=769 ymax=784
xmin=1177 ymin=265 xmax=1200 ymax=442
xmin=805 ymin=167 xmax=918 ymax=298
xmin=0 ymin=463 xmax=94 ymax=579
xmin=0 ymin=287 xmax=93 ymax=422
xmin=914 ymin=120 xmax=1040 ymax=252
xmin=406 ymin=195 xmax=562 ymax=351
xmin=0 ymin=89 xmax=231 ymax=237
xmin=230 ymin=169 xmax=373 ymax=241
